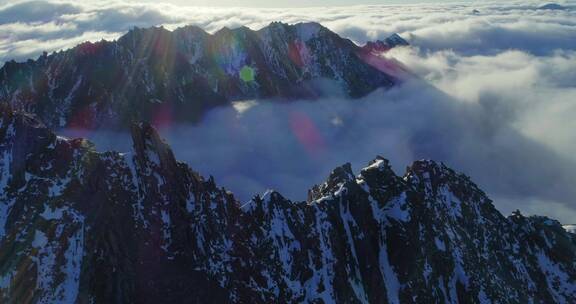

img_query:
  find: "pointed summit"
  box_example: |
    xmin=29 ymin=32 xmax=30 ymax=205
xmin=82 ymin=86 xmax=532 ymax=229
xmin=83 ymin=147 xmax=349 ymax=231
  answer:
xmin=359 ymin=156 xmax=402 ymax=188
xmin=130 ymin=122 xmax=178 ymax=173
xmin=326 ymin=163 xmax=355 ymax=185
xmin=362 ymin=33 xmax=409 ymax=54
xmin=307 ymin=163 xmax=354 ymax=201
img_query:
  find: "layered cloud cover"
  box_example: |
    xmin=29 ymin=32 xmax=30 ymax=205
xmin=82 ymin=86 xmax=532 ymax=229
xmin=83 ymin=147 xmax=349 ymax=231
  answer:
xmin=2 ymin=0 xmax=576 ymax=222
xmin=1 ymin=0 xmax=575 ymax=63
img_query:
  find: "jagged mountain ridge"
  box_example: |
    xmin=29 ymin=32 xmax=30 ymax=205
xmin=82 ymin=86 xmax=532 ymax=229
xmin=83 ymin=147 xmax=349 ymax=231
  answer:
xmin=361 ymin=33 xmax=409 ymax=54
xmin=0 ymin=107 xmax=575 ymax=303
xmin=0 ymin=22 xmax=407 ymax=129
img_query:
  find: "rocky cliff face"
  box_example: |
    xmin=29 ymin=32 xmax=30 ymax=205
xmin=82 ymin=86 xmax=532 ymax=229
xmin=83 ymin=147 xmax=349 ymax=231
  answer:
xmin=0 ymin=22 xmax=405 ymax=129
xmin=0 ymin=107 xmax=575 ymax=303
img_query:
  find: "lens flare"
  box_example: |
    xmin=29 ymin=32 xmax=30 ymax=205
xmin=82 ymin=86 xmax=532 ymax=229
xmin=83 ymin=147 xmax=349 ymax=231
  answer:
xmin=289 ymin=111 xmax=325 ymax=156
xmin=239 ymin=65 xmax=255 ymax=82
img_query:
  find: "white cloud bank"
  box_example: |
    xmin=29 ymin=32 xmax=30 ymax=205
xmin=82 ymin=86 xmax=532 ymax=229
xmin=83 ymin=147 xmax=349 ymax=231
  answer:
xmin=3 ymin=0 xmax=576 ymax=223
xmin=1 ymin=0 xmax=575 ymax=62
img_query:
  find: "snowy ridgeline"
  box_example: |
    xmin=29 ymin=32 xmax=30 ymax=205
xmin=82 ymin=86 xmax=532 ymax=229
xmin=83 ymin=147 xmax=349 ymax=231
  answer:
xmin=0 ymin=110 xmax=575 ymax=303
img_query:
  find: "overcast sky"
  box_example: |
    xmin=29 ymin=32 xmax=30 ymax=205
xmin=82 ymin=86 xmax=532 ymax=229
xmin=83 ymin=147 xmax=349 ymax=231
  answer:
xmin=1 ymin=0 xmax=576 ymax=223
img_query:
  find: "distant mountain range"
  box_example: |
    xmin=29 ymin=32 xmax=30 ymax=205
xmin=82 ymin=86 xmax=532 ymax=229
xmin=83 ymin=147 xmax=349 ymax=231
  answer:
xmin=0 ymin=106 xmax=575 ymax=303
xmin=0 ymin=22 xmax=408 ymax=129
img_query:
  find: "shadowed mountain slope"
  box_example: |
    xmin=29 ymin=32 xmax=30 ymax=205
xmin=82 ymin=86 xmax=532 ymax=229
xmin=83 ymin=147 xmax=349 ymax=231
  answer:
xmin=0 ymin=23 xmax=407 ymax=129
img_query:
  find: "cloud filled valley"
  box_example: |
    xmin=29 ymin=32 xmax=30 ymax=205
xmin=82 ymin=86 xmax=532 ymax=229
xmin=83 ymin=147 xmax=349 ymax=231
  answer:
xmin=2 ymin=0 xmax=576 ymax=223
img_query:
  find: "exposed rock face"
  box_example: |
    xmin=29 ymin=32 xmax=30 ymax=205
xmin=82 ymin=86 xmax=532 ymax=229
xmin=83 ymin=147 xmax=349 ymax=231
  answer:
xmin=0 ymin=107 xmax=575 ymax=303
xmin=0 ymin=22 xmax=403 ymax=129
xmin=361 ymin=33 xmax=409 ymax=54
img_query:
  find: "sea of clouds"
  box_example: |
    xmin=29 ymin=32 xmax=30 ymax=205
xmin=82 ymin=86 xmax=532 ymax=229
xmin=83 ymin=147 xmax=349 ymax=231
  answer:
xmin=1 ymin=0 xmax=576 ymax=222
